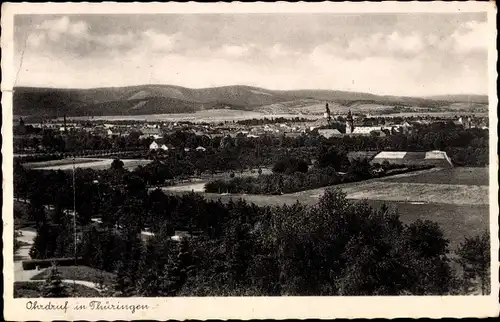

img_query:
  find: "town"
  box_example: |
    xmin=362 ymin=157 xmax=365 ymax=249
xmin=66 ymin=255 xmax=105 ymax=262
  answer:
xmin=9 ymin=10 xmax=491 ymax=301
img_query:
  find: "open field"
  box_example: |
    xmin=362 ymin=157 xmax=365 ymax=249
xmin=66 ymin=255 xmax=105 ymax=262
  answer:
xmin=164 ymin=167 xmax=489 ymax=250
xmin=361 ymin=200 xmax=489 ymax=250
xmin=165 ymin=167 xmax=490 ymax=206
xmin=26 ymin=158 xmax=152 ymax=171
xmin=383 ymin=167 xmax=489 ymax=186
xmin=372 ymin=111 xmax=489 ymax=118
xmin=23 ymin=158 xmax=102 ymax=169
xmin=161 ymin=168 xmax=274 ymax=192
xmin=60 ymin=109 xmax=489 ymax=123
xmin=32 ymin=266 xmax=115 ymax=286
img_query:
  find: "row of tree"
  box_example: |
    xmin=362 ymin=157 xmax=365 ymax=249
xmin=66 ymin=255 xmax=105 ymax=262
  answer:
xmin=204 ymin=154 xmax=427 ymax=195
xmin=24 ymin=186 xmax=490 ymax=296
xmin=16 ymin=120 xmax=488 ymax=168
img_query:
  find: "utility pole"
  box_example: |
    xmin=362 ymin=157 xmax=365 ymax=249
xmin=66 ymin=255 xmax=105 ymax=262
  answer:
xmin=72 ymin=155 xmax=77 ymax=294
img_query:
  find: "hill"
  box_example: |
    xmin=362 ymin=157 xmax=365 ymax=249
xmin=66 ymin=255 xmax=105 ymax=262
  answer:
xmin=13 ymin=85 xmax=488 ymax=119
xmin=425 ymin=94 xmax=488 ymax=104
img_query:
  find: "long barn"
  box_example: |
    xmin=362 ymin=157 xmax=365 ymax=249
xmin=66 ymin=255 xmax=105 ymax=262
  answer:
xmin=370 ymin=150 xmax=454 ymax=168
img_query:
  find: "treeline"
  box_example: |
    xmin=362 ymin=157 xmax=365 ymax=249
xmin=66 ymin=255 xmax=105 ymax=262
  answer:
xmin=205 ymin=156 xmax=430 ymax=195
xmin=15 ymin=121 xmax=488 ymax=169
xmin=20 ymin=181 xmax=490 ymax=296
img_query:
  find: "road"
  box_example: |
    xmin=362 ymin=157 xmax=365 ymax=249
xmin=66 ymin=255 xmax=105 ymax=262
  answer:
xmin=13 ymin=228 xmax=103 ymax=291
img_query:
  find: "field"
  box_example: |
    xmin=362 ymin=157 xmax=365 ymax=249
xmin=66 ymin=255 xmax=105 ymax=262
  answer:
xmin=14 ymin=281 xmax=101 ymax=298
xmin=24 ymin=158 xmax=152 ymax=171
xmin=161 ymin=167 xmax=274 ymax=193
xmin=64 ymin=110 xmax=321 ymax=122
xmin=23 ymin=158 xmax=101 ymax=169
xmin=373 ymin=111 xmax=489 ymax=118
xmin=165 ymin=167 xmax=490 ymax=250
xmin=383 ymin=167 xmax=489 ymax=185
xmin=32 ymin=266 xmax=115 ymax=286
xmin=335 ymin=182 xmax=488 ymax=205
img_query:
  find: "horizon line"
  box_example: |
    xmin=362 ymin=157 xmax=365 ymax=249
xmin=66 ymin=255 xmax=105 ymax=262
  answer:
xmin=12 ymin=83 xmax=488 ymax=99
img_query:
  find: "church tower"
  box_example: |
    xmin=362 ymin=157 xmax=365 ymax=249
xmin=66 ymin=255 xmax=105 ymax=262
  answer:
xmin=346 ymin=110 xmax=354 ymax=134
xmin=324 ymin=102 xmax=332 ymax=124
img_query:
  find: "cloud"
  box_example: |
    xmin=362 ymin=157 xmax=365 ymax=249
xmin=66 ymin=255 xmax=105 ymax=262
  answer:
xmin=15 ymin=14 xmax=488 ymax=96
xmin=220 ymin=44 xmax=252 ymax=57
xmin=141 ymin=29 xmax=178 ymax=52
xmin=37 ymin=16 xmax=90 ymax=41
xmin=346 ymin=31 xmax=426 ymax=58
xmin=451 ymin=21 xmax=489 ymax=53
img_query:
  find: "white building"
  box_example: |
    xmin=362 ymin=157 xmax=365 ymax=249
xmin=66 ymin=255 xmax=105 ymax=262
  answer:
xmin=318 ymin=129 xmax=342 ymax=138
xmin=149 ymin=141 xmax=159 ymax=150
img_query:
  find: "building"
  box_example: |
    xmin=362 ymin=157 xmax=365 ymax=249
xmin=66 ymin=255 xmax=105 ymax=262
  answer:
xmin=149 ymin=141 xmax=159 ymax=150
xmin=347 ymin=151 xmax=379 ymax=163
xmin=140 ymin=127 xmax=163 ymax=139
xmin=458 ymin=116 xmax=473 ymax=129
xmin=318 ymin=129 xmax=342 ymax=138
xmin=351 ymin=127 xmax=385 ymax=135
xmin=370 ymin=150 xmax=453 ymax=168
xmin=195 ymin=146 xmax=207 ymax=152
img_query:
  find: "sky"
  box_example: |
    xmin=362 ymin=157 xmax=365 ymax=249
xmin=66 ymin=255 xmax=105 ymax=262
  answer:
xmin=13 ymin=13 xmax=489 ymax=96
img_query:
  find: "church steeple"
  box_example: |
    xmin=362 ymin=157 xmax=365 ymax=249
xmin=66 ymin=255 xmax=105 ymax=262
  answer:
xmin=324 ymin=102 xmax=331 ymax=123
xmin=346 ymin=110 xmax=354 ymax=134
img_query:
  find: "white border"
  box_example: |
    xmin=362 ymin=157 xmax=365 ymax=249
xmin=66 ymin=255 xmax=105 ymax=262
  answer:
xmin=2 ymin=2 xmax=498 ymax=320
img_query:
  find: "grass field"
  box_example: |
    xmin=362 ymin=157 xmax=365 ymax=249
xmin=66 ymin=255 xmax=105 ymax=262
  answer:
xmin=14 ymin=281 xmax=101 ymax=298
xmin=32 ymin=266 xmax=115 ymax=286
xmin=27 ymin=158 xmax=152 ymax=171
xmin=359 ymin=200 xmax=489 ymax=250
xmin=383 ymin=167 xmax=489 ymax=186
xmin=337 ymin=182 xmax=488 ymax=205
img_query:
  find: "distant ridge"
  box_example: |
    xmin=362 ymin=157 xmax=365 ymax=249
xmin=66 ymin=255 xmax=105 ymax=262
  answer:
xmin=13 ymin=85 xmax=488 ymax=119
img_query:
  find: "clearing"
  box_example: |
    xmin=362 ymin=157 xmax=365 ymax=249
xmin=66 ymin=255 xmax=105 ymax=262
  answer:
xmin=383 ymin=167 xmax=489 ymax=186
xmin=25 ymin=158 xmax=152 ymax=171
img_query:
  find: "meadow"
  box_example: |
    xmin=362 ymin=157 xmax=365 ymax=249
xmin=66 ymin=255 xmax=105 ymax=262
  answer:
xmin=63 ymin=110 xmax=321 ymax=122
xmin=383 ymin=167 xmax=489 ymax=186
xmin=25 ymin=158 xmax=152 ymax=171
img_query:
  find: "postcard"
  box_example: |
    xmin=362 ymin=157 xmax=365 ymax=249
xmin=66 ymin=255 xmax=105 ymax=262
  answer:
xmin=2 ymin=2 xmax=498 ymax=320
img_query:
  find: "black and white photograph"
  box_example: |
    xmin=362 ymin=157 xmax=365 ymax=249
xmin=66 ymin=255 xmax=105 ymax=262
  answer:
xmin=2 ymin=2 xmax=498 ymax=320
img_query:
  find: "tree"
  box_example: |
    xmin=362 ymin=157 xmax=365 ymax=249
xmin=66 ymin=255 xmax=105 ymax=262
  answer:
xmin=110 ymin=158 xmax=124 ymax=171
xmin=316 ymin=146 xmax=349 ymax=172
xmin=14 ymin=230 xmax=23 ymax=254
xmin=112 ymin=260 xmax=136 ymax=297
xmin=41 ymin=265 xmax=68 ymax=297
xmin=456 ymin=232 xmax=490 ymax=295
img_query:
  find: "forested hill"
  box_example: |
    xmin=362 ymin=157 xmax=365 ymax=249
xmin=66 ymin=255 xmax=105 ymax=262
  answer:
xmin=13 ymin=85 xmax=488 ymax=118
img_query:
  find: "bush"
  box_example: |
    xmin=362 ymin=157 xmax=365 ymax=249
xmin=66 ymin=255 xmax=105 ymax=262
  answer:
xmin=14 ymin=281 xmax=100 ymax=298
xmin=205 ymin=163 xmax=431 ymax=195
